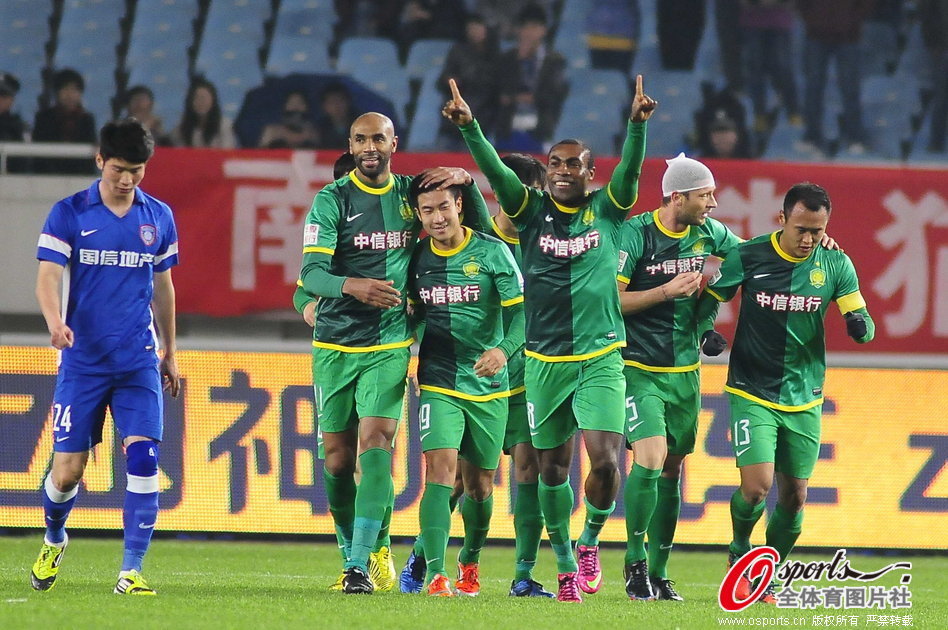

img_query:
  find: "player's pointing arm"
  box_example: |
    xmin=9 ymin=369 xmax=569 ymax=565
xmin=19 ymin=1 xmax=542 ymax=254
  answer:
xmin=443 ymin=78 xmax=529 ymax=216
xmin=608 ymin=74 xmax=658 ymax=212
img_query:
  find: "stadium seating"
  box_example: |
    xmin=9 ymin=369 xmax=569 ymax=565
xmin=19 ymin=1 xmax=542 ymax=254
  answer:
xmin=553 ymin=92 xmax=625 ymax=156
xmin=337 ymin=37 xmax=410 ymax=124
xmin=0 ymin=0 xmax=52 ymax=120
xmin=404 ymin=39 xmax=453 ymax=83
xmin=406 ymin=70 xmax=445 ymax=151
xmin=265 ymin=1 xmax=334 ymax=75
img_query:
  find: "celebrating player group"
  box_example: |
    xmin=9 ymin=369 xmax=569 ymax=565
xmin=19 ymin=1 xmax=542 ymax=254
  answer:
xmin=29 ymin=73 xmax=874 ymax=604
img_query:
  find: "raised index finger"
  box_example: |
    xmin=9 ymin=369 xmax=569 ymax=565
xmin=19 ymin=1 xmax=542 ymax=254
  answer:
xmin=635 ymin=74 xmax=644 ymax=98
xmin=449 ymin=78 xmax=462 ymax=102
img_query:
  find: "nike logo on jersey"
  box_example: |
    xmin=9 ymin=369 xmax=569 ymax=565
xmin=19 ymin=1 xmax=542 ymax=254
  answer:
xmin=660 ymin=544 xmax=674 ymax=550
xmin=138 ymin=522 xmax=156 ymax=529
xmin=544 ymin=215 xmax=554 ymax=222
xmin=628 ymin=420 xmax=645 ymax=432
xmin=420 ymin=432 xmax=431 ymax=441
xmin=753 ymin=273 xmax=772 ymax=279
xmin=55 ymin=436 xmax=69 ymax=442
xmin=80 ymin=229 xmax=98 ymax=236
xmin=633 ymin=530 xmax=647 ymax=536
xmin=346 ymin=213 xmax=364 ymax=222
xmin=735 ymin=447 xmax=752 ymax=457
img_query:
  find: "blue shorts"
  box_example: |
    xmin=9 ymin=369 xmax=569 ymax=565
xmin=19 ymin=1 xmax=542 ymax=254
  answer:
xmin=51 ymin=366 xmax=164 ymax=452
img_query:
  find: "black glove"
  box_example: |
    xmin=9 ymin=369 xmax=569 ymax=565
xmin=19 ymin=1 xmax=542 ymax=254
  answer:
xmin=844 ymin=311 xmax=867 ymax=340
xmin=701 ymin=330 xmax=728 ymax=356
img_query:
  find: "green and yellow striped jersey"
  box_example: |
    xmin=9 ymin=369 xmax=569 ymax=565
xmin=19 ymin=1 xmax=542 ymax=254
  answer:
xmin=618 ymin=210 xmax=741 ymax=371
xmin=410 ymin=228 xmax=525 ymax=400
xmin=705 ymin=231 xmax=869 ymax=411
xmin=298 ymin=170 xmax=490 ymax=351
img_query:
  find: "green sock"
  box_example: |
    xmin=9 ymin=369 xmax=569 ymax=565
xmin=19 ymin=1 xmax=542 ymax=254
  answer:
xmin=420 ymin=482 xmax=453 ymax=579
xmin=577 ymin=497 xmax=615 ymax=547
xmin=538 ymin=478 xmax=577 ymax=573
xmin=624 ymin=463 xmax=661 ymax=564
xmin=373 ymin=484 xmax=394 ymax=552
xmin=412 ymin=491 xmax=460 ymax=560
xmin=513 ymin=482 xmax=544 ymax=581
xmin=765 ymin=504 xmax=804 ymax=563
xmin=323 ymin=468 xmax=356 ymax=562
xmin=346 ymin=448 xmax=393 ymax=570
xmin=729 ymin=489 xmax=766 ymax=556
xmin=647 ymin=476 xmax=681 ymax=579
xmin=458 ymin=494 xmax=493 ymax=564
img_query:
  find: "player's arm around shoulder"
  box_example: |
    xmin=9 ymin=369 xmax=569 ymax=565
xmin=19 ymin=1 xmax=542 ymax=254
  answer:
xmin=832 ymin=250 xmax=875 ymax=344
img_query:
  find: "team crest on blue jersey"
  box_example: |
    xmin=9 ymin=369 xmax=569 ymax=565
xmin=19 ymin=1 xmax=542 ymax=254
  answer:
xmin=809 ymin=267 xmax=826 ymax=289
xmin=140 ymin=224 xmax=157 ymax=246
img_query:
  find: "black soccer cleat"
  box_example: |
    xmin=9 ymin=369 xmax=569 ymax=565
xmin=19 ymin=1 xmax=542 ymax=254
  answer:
xmin=650 ymin=576 xmax=684 ymax=601
xmin=623 ymin=560 xmax=656 ymax=601
xmin=342 ymin=566 xmax=374 ymax=594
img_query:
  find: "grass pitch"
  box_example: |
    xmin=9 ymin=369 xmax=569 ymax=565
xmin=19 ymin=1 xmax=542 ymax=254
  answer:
xmin=0 ymin=537 xmax=945 ymax=629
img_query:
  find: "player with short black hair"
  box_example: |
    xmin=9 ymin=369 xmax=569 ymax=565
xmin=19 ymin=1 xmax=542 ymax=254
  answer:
xmin=406 ymin=176 xmax=525 ymax=597
xmin=297 ymin=113 xmax=492 ymax=594
xmin=698 ymin=182 xmax=874 ymax=602
xmin=444 ymin=76 xmax=657 ymax=602
xmin=32 ymin=117 xmax=178 ymax=596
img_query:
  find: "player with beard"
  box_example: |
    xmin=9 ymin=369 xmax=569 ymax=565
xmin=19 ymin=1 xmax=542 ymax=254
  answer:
xmin=297 ymin=113 xmax=492 ymax=594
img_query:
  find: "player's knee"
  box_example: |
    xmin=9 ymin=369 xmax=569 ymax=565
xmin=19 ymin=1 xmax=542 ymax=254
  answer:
xmin=742 ymin=485 xmax=770 ymax=506
xmin=783 ymin=487 xmax=807 ymax=512
xmin=662 ymin=457 xmax=684 ymax=480
xmin=539 ymin=462 xmax=569 ymax=486
xmin=323 ymin=448 xmax=356 ymax=476
xmin=50 ymin=470 xmax=82 ymax=493
xmin=126 ymin=440 xmax=159 ymax=493
xmin=467 ymin=478 xmax=494 ymax=502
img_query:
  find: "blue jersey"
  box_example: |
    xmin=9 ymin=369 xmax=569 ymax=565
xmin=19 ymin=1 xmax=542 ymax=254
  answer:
xmin=36 ymin=181 xmax=179 ymax=374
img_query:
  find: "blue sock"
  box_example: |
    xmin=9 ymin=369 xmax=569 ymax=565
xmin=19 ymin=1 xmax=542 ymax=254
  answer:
xmin=122 ymin=441 xmax=160 ymax=573
xmin=43 ymin=474 xmax=78 ymax=545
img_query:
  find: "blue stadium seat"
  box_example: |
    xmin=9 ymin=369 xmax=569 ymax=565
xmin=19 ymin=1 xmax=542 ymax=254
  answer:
xmin=566 ymin=69 xmax=629 ymax=109
xmin=133 ymin=0 xmax=199 ymax=22
xmin=336 ymin=37 xmax=401 ymax=76
xmin=196 ymin=48 xmax=265 ymax=118
xmin=404 ymin=39 xmax=453 ymax=83
xmin=406 ymin=70 xmax=445 ymax=151
xmin=266 ymin=4 xmax=334 ymax=76
xmin=0 ymin=1 xmax=51 ymax=99
xmin=644 ymin=69 xmax=702 ymax=157
xmin=553 ymin=93 xmax=625 ymax=156
xmin=126 ymin=65 xmax=188 ymax=124
xmin=54 ymin=1 xmax=125 ymax=77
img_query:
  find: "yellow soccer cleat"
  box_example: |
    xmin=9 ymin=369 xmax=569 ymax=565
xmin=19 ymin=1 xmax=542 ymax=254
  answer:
xmin=30 ymin=535 xmax=68 ymax=591
xmin=368 ymin=545 xmax=397 ymax=592
xmin=329 ymin=571 xmax=346 ymax=591
xmin=114 ymin=570 xmax=157 ymax=595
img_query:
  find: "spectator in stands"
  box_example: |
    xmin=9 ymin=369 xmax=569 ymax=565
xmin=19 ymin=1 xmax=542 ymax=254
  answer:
xmin=741 ymin=0 xmax=801 ymax=135
xmin=919 ymin=0 xmax=948 ymax=152
xmin=33 ymin=68 xmax=97 ymax=174
xmin=585 ymin=0 xmax=640 ymax=73
xmin=0 ymin=72 xmax=28 ymax=142
xmin=123 ymin=85 xmax=167 ymax=145
xmin=258 ymin=90 xmax=320 ymax=149
xmin=437 ymin=13 xmax=501 ymax=149
xmin=694 ymin=81 xmax=752 ymax=158
xmin=475 ymin=0 xmax=555 ymax=43
xmin=657 ymin=0 xmax=706 ymax=70
xmin=716 ymin=0 xmax=744 ymax=92
xmin=702 ymin=117 xmax=751 ymax=159
xmin=398 ymin=1 xmax=467 ymax=61
xmin=169 ymin=77 xmax=236 ymax=149
xmin=495 ymin=3 xmax=568 ymax=152
xmin=796 ymin=0 xmax=874 ymax=154
xmin=315 ymin=82 xmax=358 ymax=150
xmin=332 ymin=0 xmax=402 ymax=57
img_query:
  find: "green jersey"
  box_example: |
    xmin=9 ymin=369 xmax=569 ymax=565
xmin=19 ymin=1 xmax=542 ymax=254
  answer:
xmin=705 ymin=231 xmax=869 ymax=411
xmin=460 ymin=119 xmax=648 ymax=361
xmin=410 ymin=228 xmax=525 ymax=401
xmin=298 ymin=170 xmax=490 ymax=351
xmin=618 ymin=210 xmax=741 ymax=371
xmin=490 ymin=217 xmax=525 ymax=391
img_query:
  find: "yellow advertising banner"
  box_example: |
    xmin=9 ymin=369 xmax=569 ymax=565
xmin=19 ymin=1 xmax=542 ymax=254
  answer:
xmin=1 ymin=346 xmax=945 ymax=549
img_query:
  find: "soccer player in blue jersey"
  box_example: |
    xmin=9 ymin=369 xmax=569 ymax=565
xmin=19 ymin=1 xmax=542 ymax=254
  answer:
xmin=31 ymin=118 xmax=179 ymax=595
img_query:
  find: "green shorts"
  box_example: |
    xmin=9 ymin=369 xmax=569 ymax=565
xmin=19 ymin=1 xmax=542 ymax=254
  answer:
xmin=418 ymin=390 xmax=506 ymax=470
xmin=624 ymin=366 xmax=701 ymax=455
xmin=313 ymin=346 xmax=409 ymax=435
xmin=503 ymin=391 xmax=530 ymax=453
xmin=728 ymin=393 xmax=823 ymax=479
xmin=525 ymin=349 xmax=626 ymax=450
